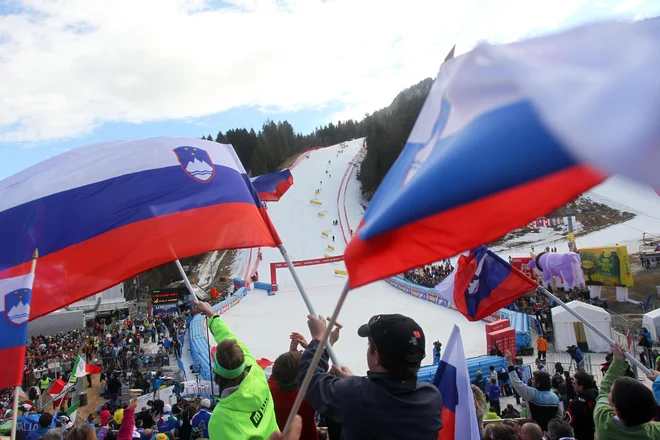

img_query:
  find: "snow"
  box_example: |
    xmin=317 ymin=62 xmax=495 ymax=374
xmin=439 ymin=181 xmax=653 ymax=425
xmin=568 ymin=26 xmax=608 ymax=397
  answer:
xmin=197 ymin=250 xmax=228 ymax=289
xmin=214 ymin=139 xmax=486 ymax=375
xmin=496 ymin=176 xmax=660 ymax=257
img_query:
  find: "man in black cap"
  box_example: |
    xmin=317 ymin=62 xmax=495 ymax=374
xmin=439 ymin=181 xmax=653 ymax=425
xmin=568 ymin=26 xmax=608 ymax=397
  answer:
xmin=298 ymin=313 xmax=443 ymax=439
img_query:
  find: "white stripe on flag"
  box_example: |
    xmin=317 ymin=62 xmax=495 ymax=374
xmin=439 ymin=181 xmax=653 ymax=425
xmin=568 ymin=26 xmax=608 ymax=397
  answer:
xmin=0 ymin=137 xmax=246 ymax=212
xmin=442 ymin=325 xmax=481 ymax=440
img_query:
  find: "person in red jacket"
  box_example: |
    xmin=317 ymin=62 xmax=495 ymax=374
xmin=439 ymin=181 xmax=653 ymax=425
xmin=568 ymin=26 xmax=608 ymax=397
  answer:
xmin=269 ymin=332 xmax=335 ymax=440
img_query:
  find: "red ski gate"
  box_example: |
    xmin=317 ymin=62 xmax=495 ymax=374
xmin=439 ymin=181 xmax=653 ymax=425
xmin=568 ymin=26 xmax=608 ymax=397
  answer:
xmin=270 ymin=255 xmax=345 ymax=292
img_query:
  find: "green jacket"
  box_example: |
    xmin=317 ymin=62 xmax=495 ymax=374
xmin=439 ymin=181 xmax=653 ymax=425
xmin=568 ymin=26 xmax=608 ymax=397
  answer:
xmin=594 ymin=358 xmax=660 ymax=440
xmin=207 ymin=316 xmax=278 ymax=440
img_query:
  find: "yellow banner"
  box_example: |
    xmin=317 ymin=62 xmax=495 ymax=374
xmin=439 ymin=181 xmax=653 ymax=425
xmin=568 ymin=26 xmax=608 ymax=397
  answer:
xmin=318 ymin=211 xmax=325 ymax=217
xmin=334 ymin=269 xmax=348 ymax=276
xmin=327 ymin=245 xmax=335 ymax=251
xmin=321 ymin=231 xmax=329 ymax=237
xmin=310 ymin=199 xmax=323 ymax=206
xmin=579 ymin=245 xmax=634 ymax=287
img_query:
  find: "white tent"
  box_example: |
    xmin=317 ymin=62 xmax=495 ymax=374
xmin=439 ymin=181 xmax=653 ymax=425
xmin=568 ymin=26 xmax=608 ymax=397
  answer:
xmin=551 ymin=301 xmax=612 ymax=353
xmin=643 ymin=308 xmax=660 ymax=342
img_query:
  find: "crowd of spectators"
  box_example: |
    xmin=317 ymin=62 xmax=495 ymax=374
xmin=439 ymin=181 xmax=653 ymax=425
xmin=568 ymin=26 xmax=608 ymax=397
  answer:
xmin=403 ymin=260 xmax=454 ymax=288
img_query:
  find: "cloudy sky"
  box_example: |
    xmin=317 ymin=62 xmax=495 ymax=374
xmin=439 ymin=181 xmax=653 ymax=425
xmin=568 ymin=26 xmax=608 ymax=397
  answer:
xmin=0 ymin=0 xmax=658 ymax=179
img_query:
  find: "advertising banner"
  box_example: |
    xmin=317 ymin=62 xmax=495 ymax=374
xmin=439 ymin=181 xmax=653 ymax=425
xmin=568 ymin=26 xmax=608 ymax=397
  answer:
xmin=579 ymin=245 xmax=634 ymax=287
xmin=152 ymin=289 xmax=179 ymax=315
xmin=511 ymin=257 xmax=536 ymax=281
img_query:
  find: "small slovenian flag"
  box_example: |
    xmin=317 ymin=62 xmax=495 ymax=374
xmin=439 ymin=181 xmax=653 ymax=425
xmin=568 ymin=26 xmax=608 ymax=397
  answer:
xmin=250 ymin=169 xmax=294 ymax=202
xmin=73 ymin=355 xmax=102 ymax=377
xmin=435 ymin=246 xmax=538 ymax=321
xmin=0 ymin=273 xmax=34 ymax=389
xmin=433 ymin=325 xmax=480 ymax=440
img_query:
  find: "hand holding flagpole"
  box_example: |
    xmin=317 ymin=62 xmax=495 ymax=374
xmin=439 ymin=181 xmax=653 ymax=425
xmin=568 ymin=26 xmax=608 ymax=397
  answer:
xmin=10 ymin=249 xmax=38 ymax=440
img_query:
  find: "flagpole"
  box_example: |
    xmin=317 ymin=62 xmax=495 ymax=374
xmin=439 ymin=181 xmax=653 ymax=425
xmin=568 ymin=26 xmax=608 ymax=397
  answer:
xmin=282 ymin=281 xmax=350 ymax=435
xmin=11 ymin=249 xmax=38 ymax=440
xmin=277 ymin=245 xmax=341 ymax=366
xmin=174 ymin=259 xmax=215 ymax=399
xmin=537 ymin=286 xmax=651 ymax=375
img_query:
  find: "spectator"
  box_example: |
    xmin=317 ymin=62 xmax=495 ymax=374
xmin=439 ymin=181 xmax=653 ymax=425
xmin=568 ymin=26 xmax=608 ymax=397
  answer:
xmin=565 ymin=372 xmax=597 ymax=439
xmin=546 ymin=418 xmax=575 ymax=440
xmin=502 ymin=404 xmax=520 ymax=419
xmin=299 ymin=313 xmax=443 ymax=439
xmin=472 ymin=370 xmax=486 ymax=393
xmin=487 ymin=378 xmax=501 ymax=416
xmin=68 ymin=424 xmax=98 ymax=440
xmin=595 ymin=343 xmax=660 ymax=439
xmin=506 ymin=351 xmax=562 ymax=431
xmin=489 ymin=424 xmax=518 ymax=440
xmin=485 ymin=406 xmax=501 ymax=421
xmin=537 ymin=336 xmax=547 ymax=361
xmin=489 ymin=365 xmax=498 ymax=382
xmin=156 ymin=404 xmax=178 ymax=435
xmin=42 ymin=429 xmax=64 ymax=440
xmin=270 ymin=337 xmax=317 ymax=440
xmin=114 ymin=404 xmax=126 ymax=426
xmin=190 ymin=399 xmax=212 ymax=439
xmin=195 ymin=301 xmax=278 ymax=438
xmin=107 ymin=374 xmax=122 ymax=410
xmin=520 ymin=422 xmax=543 ymax=440
xmin=116 ymin=399 xmax=137 ymax=440
xmin=135 ymin=407 xmax=154 ymax=430
xmin=27 ymin=412 xmax=56 ymax=440
xmin=471 ymin=384 xmax=485 ymax=439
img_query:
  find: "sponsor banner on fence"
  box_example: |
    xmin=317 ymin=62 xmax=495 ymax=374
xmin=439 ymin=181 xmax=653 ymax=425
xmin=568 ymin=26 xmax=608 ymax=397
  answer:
xmin=579 ymin=245 xmax=634 ymax=287
xmin=511 ymin=257 xmax=536 ymax=282
xmin=386 ymin=276 xmax=497 ymax=322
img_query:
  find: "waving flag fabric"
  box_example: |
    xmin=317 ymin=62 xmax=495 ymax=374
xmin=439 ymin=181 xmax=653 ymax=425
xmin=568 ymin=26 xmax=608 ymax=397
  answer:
xmin=344 ymin=19 xmax=660 ymax=289
xmin=73 ymin=355 xmax=102 ymax=377
xmin=433 ymin=325 xmax=480 ymax=440
xmin=0 ymin=274 xmax=34 ymax=389
xmin=435 ymin=246 xmax=538 ymax=321
xmin=250 ymin=169 xmax=294 ymax=202
xmin=0 ymin=138 xmax=281 ymax=320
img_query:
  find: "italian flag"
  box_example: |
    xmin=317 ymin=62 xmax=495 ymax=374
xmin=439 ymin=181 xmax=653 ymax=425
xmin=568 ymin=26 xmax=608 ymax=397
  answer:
xmin=73 ymin=355 xmax=102 ymax=377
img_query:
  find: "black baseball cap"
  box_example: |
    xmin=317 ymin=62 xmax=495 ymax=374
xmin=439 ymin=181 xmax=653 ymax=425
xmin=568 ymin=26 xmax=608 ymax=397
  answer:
xmin=358 ymin=314 xmax=426 ymax=364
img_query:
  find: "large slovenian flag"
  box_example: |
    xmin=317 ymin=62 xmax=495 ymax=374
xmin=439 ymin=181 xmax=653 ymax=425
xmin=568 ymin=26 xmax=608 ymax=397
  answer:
xmin=0 ymin=138 xmax=281 ymax=320
xmin=433 ymin=325 xmax=480 ymax=440
xmin=250 ymin=169 xmax=294 ymax=202
xmin=344 ymin=19 xmax=660 ymax=289
xmin=435 ymin=246 xmax=538 ymax=321
xmin=0 ymin=274 xmax=35 ymax=389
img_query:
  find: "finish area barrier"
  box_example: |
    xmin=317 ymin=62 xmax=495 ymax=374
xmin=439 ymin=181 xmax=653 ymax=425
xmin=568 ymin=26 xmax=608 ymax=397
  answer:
xmin=270 ymin=255 xmax=344 ymax=292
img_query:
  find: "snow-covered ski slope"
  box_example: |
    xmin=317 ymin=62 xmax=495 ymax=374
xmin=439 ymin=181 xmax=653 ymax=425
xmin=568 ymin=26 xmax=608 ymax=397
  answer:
xmin=501 ymin=176 xmax=660 ymax=257
xmin=219 ymin=139 xmax=486 ymax=374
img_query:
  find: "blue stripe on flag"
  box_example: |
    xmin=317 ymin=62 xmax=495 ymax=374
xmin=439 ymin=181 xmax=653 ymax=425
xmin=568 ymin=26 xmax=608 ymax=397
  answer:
xmin=0 ymin=165 xmax=253 ymax=267
xmin=433 ymin=360 xmax=458 ymax=411
xmin=359 ymin=100 xmax=578 ymax=240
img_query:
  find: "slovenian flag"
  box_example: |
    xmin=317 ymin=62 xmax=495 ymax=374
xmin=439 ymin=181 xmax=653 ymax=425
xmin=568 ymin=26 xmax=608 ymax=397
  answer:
xmin=344 ymin=19 xmax=660 ymax=289
xmin=0 ymin=273 xmax=34 ymax=389
xmin=250 ymin=169 xmax=294 ymax=202
xmin=435 ymin=246 xmax=537 ymax=321
xmin=433 ymin=325 xmax=480 ymax=440
xmin=0 ymin=138 xmax=282 ymax=320
xmin=73 ymin=355 xmax=102 ymax=377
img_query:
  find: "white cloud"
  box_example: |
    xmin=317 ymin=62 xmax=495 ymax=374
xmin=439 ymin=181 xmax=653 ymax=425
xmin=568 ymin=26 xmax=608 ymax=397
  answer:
xmin=0 ymin=0 xmax=609 ymax=142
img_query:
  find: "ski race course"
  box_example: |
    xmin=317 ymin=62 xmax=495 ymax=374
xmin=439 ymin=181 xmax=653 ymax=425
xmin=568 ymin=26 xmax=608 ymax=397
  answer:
xmin=200 ymin=139 xmax=487 ymax=375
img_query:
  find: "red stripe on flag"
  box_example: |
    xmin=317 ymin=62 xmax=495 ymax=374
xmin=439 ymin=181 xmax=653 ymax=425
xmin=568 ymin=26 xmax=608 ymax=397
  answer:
xmin=1 ymin=202 xmax=279 ymax=320
xmin=438 ymin=409 xmax=456 ymax=440
xmin=0 ymin=346 xmax=27 ymax=389
xmin=474 ymin=269 xmax=538 ymax=321
xmin=346 ymin=164 xmax=603 ymax=289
